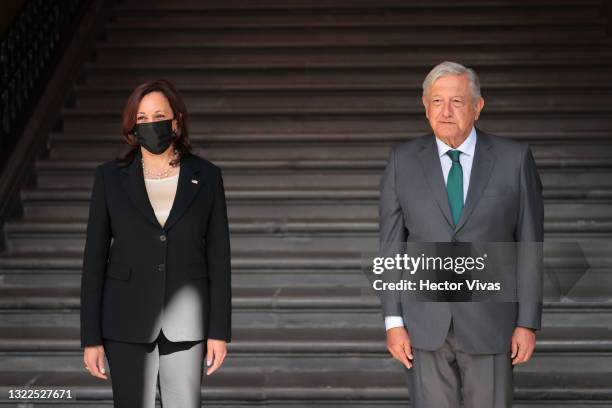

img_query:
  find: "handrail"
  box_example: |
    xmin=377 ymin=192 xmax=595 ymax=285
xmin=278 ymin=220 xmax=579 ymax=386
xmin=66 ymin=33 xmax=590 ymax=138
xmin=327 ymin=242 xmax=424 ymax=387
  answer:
xmin=0 ymin=0 xmax=90 ymax=169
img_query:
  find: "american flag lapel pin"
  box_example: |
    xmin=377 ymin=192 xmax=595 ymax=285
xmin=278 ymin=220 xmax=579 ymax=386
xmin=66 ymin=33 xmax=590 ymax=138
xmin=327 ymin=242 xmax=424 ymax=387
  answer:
xmin=191 ymin=179 xmax=198 ymax=184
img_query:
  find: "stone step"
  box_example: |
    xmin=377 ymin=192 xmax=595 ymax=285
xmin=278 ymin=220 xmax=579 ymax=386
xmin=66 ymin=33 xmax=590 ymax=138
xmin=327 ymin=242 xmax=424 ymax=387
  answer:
xmin=83 ymin=58 xmax=612 ymax=84
xmin=92 ymin=47 xmax=612 ymax=69
xmin=3 ymin=246 xmax=606 ymax=269
xmin=58 ymin=112 xmax=612 ymax=134
xmin=0 ymin=327 xmax=611 ymax=373
xmin=83 ymin=44 xmax=612 ymax=67
xmin=30 ymin=159 xmax=612 ymax=190
xmin=4 ymin=213 xmax=612 ymax=253
xmin=28 ymin=168 xmax=612 ymax=198
xmin=1 ymin=244 xmax=607 ymax=290
xmin=50 ymin=130 xmax=612 ymax=143
xmin=116 ymin=0 xmax=600 ymax=10
xmin=48 ymin=131 xmax=612 ymax=163
xmin=82 ymin=56 xmax=612 ymax=86
xmin=0 ymin=369 xmax=610 ymax=406
xmin=0 ymin=294 xmax=612 ymax=331
xmin=8 ymin=350 xmax=608 ymax=375
xmin=114 ymin=0 xmax=601 ymax=14
xmin=0 ymin=305 xmax=608 ymax=333
xmin=2 ymin=326 xmax=610 ymax=353
xmin=110 ymin=15 xmax=605 ymax=29
xmin=101 ymin=25 xmax=606 ymax=47
xmin=19 ymin=182 xmax=612 ymax=202
xmin=0 ymin=284 xmax=609 ymax=328
xmin=0 ymin=254 xmax=367 ymax=288
xmin=60 ymin=103 xmax=612 ymax=117
xmin=12 ymin=196 xmax=612 ymax=222
xmin=48 ymin=143 xmax=612 ymax=162
xmin=70 ymin=88 xmax=612 ymax=113
xmin=47 ymin=136 xmax=612 ymax=161
xmin=0 ymin=268 xmax=608 ymax=303
xmin=30 ymin=166 xmax=612 ymax=193
xmin=34 ymin=157 xmax=612 ymax=173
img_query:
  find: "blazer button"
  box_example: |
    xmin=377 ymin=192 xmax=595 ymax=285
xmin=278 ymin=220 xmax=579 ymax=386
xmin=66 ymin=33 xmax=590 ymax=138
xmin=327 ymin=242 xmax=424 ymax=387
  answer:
xmin=158 ymin=264 xmax=165 ymax=272
xmin=159 ymin=234 xmax=167 ymax=242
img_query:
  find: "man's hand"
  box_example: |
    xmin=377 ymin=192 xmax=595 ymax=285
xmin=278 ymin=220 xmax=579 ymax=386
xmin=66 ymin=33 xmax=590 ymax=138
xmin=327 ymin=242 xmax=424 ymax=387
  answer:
xmin=386 ymin=327 xmax=414 ymax=369
xmin=83 ymin=345 xmax=108 ymax=380
xmin=511 ymin=326 xmax=536 ymax=365
xmin=206 ymin=339 xmax=227 ymax=375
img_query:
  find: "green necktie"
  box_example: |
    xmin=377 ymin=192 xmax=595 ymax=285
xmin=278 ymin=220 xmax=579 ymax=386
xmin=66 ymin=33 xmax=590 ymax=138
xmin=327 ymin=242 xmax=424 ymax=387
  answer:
xmin=446 ymin=150 xmax=463 ymax=226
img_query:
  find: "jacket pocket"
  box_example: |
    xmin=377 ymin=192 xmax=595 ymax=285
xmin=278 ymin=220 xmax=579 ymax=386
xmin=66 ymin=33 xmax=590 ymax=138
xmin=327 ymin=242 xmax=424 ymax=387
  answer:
xmin=105 ymin=262 xmax=132 ymax=281
xmin=188 ymin=262 xmax=208 ymax=279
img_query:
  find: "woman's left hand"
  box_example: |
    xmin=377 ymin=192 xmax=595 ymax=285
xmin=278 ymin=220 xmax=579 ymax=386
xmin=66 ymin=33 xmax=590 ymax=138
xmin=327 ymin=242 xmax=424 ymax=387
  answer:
xmin=205 ymin=339 xmax=227 ymax=375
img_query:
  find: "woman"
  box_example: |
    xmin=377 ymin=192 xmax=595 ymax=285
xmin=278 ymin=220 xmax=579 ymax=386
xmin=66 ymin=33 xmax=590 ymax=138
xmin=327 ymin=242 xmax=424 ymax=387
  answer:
xmin=80 ymin=79 xmax=231 ymax=407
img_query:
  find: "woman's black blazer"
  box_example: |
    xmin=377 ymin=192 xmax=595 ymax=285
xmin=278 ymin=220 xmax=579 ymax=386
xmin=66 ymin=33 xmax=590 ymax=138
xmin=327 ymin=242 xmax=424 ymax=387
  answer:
xmin=80 ymin=149 xmax=231 ymax=348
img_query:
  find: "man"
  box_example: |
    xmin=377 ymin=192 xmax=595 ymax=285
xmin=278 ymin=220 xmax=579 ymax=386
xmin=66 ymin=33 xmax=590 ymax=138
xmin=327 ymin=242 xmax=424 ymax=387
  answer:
xmin=378 ymin=61 xmax=544 ymax=407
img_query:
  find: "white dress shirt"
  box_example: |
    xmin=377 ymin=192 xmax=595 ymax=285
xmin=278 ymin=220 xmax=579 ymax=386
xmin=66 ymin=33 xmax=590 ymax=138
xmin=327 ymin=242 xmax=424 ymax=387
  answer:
xmin=384 ymin=127 xmax=477 ymax=331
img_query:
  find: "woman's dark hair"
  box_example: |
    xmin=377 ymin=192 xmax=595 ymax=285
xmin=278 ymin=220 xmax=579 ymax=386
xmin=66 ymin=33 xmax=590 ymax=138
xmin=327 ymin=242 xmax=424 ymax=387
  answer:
xmin=115 ymin=79 xmax=192 ymax=167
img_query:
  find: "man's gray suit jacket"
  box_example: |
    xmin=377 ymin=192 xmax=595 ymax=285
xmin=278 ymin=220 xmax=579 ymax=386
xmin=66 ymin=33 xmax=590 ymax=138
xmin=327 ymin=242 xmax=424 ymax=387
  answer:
xmin=378 ymin=127 xmax=544 ymax=354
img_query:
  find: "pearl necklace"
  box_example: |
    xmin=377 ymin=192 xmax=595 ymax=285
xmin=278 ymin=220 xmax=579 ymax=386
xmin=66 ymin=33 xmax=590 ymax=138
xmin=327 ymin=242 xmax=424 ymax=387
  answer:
xmin=141 ymin=151 xmax=179 ymax=180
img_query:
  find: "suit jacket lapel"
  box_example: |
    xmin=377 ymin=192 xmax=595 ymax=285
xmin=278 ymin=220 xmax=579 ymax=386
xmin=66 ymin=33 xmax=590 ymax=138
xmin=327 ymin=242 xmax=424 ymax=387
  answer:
xmin=163 ymin=153 xmax=201 ymax=231
xmin=121 ymin=149 xmax=202 ymax=232
xmin=453 ymin=128 xmax=495 ymax=233
xmin=417 ymin=134 xmax=455 ymax=229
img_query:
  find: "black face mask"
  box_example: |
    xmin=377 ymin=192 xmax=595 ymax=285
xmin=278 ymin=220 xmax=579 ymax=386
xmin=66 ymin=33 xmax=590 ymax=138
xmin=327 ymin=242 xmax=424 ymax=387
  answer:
xmin=134 ymin=119 xmax=176 ymax=155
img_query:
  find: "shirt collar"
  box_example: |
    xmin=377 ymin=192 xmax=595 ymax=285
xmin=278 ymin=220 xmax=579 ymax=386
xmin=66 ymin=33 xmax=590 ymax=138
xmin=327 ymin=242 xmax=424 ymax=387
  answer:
xmin=435 ymin=126 xmax=477 ymax=158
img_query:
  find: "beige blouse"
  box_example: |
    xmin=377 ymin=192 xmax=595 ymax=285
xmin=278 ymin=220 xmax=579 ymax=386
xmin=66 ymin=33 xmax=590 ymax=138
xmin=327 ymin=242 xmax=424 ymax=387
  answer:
xmin=143 ymin=173 xmax=179 ymax=227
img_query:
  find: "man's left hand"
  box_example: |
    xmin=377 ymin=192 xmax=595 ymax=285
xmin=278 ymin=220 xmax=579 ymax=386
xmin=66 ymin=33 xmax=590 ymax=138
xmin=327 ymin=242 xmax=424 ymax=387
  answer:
xmin=511 ymin=326 xmax=536 ymax=365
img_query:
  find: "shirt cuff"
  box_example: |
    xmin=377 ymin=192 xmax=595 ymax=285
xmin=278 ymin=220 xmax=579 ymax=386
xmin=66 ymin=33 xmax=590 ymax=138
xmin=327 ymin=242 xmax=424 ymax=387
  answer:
xmin=385 ymin=316 xmax=405 ymax=331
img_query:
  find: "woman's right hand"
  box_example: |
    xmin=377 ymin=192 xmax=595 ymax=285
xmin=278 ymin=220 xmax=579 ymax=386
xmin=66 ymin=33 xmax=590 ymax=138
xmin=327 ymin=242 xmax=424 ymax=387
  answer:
xmin=83 ymin=345 xmax=108 ymax=380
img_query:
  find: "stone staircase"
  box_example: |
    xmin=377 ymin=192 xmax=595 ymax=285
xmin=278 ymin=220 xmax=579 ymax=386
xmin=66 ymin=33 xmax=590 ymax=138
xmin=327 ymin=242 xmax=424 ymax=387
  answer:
xmin=1 ymin=0 xmax=611 ymax=406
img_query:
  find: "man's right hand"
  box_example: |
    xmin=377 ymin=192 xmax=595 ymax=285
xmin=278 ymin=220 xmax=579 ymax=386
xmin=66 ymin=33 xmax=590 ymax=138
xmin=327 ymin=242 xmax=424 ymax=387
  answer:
xmin=386 ymin=326 xmax=414 ymax=369
xmin=83 ymin=345 xmax=108 ymax=380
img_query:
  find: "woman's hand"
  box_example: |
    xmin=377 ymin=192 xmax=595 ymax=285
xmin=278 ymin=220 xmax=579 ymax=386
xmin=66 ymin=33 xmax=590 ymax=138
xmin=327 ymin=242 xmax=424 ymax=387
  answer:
xmin=83 ymin=345 xmax=108 ymax=380
xmin=205 ymin=339 xmax=227 ymax=376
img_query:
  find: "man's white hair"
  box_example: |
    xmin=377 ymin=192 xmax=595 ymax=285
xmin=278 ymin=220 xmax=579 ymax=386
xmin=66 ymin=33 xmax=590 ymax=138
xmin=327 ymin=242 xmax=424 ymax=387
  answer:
xmin=422 ymin=61 xmax=481 ymax=104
